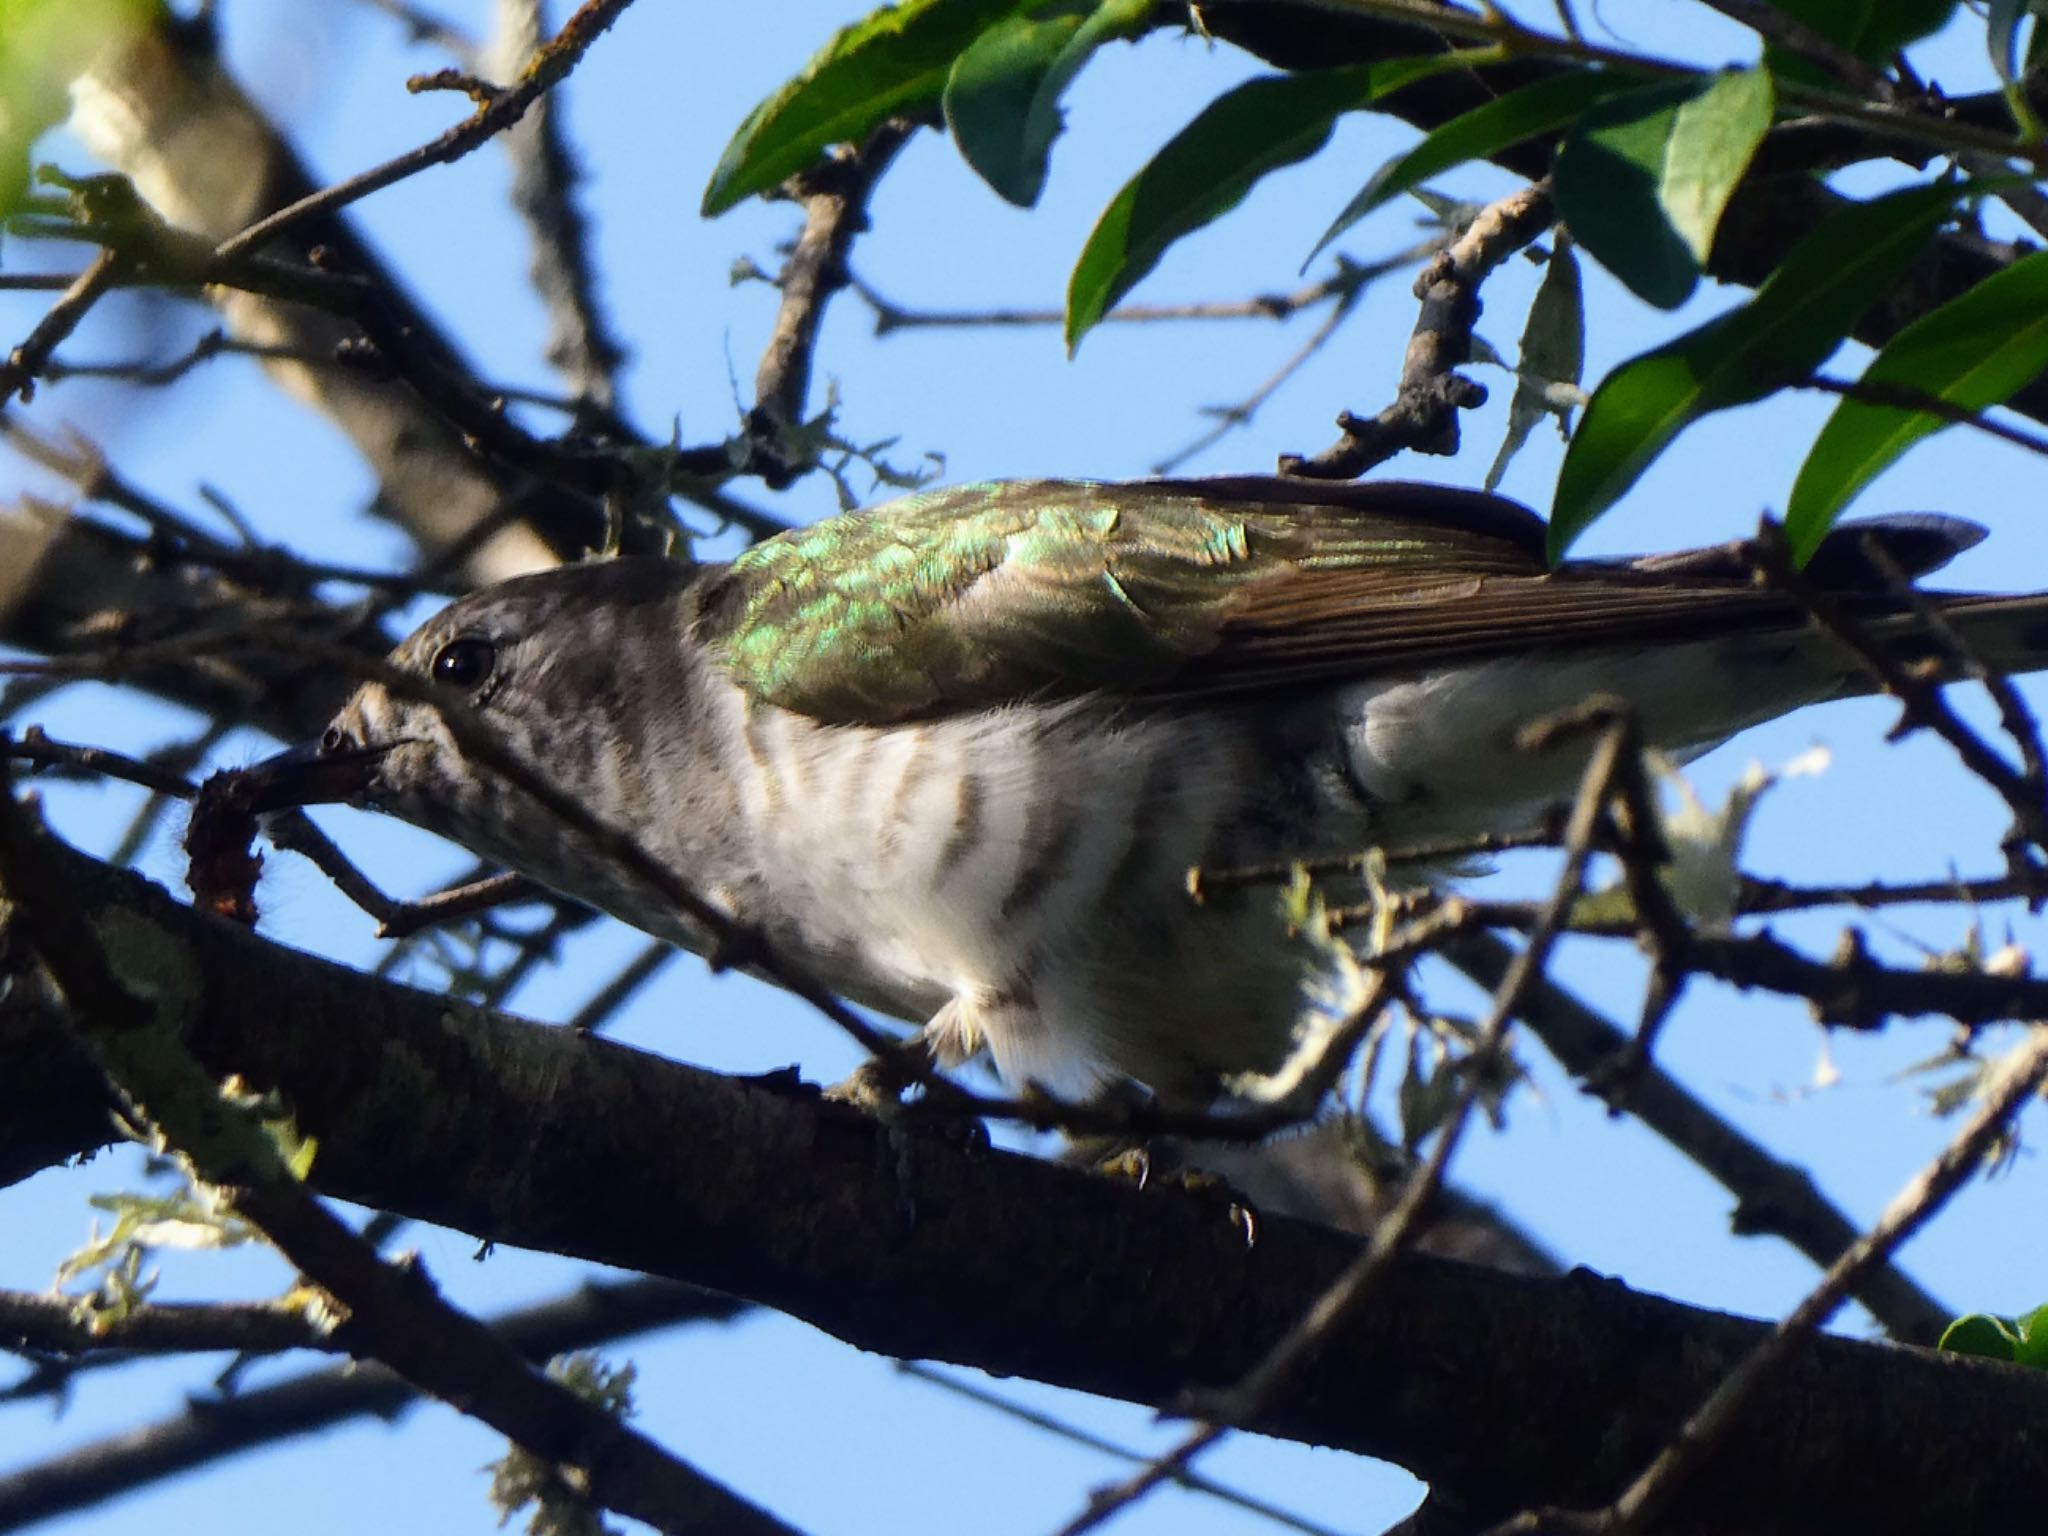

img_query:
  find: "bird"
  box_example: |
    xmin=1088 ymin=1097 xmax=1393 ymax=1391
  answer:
xmin=236 ymin=475 xmax=2048 ymax=1102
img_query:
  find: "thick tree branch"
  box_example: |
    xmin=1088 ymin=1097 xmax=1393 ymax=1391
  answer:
xmin=3 ymin=839 xmax=2045 ymax=1535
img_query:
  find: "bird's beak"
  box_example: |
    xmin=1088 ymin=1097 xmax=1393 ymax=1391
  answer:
xmin=236 ymin=739 xmax=389 ymax=813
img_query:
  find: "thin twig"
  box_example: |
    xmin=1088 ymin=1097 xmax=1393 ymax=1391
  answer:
xmin=1 ymin=249 xmax=126 ymax=403
xmin=746 ymin=118 xmax=920 ymax=488
xmin=1695 ymin=0 xmax=1892 ymax=95
xmin=1441 ymin=929 xmax=1952 ymax=1345
xmin=3 ymin=726 xmax=198 ymax=800
xmin=1753 ymin=520 xmax=2048 ymax=855
xmin=0 ymin=1279 xmax=745 ymax=1530
xmin=567 ymin=941 xmax=675 ymax=1033
xmin=491 ymin=0 xmax=629 ymax=414
xmin=210 ymin=0 xmax=640 ymax=266
xmin=263 ymin=809 xmax=540 ymax=938
xmin=1803 ymin=375 xmax=2048 ymax=460
xmin=899 ymin=1362 xmax=1347 ymax=1536
xmin=0 ymin=1290 xmax=321 ymax=1358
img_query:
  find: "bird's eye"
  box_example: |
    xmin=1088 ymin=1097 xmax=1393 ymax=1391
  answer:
xmin=431 ymin=637 xmax=497 ymax=691
xmin=319 ymin=725 xmax=345 ymax=755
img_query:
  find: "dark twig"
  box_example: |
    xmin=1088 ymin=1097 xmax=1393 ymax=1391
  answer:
xmin=3 ymin=726 xmax=198 ymax=801
xmin=1581 ymin=721 xmax=1694 ymax=1094
xmin=210 ymin=0 xmax=640 ymax=266
xmin=35 ymin=329 xmax=590 ymax=422
xmin=1753 ymin=520 xmax=2048 ymax=855
xmin=1683 ymin=929 xmax=2048 ymax=1031
xmin=352 ymin=0 xmax=479 ymax=57
xmin=1155 ymin=264 xmax=1375 ymax=475
xmin=1803 ymin=375 xmax=2048 ymax=461
xmin=899 ymin=1362 xmax=1347 ymax=1536
xmin=1859 ymin=534 xmax=2048 ymax=837
xmin=746 ymin=118 xmax=920 ymax=488
xmin=849 ymin=249 xmax=1425 ymax=333
xmin=107 ymin=722 xmax=231 ymax=870
xmin=492 ymin=0 xmax=629 ymax=415
xmin=4 ymin=418 xmax=452 ymax=597
xmin=0 ymin=1290 xmax=321 ymax=1358
xmin=1735 ymin=868 xmax=2048 ymax=914
xmin=0 ymin=1278 xmax=746 ymax=1531
xmin=263 ymin=809 xmax=540 ymax=938
xmin=1441 ymin=930 xmax=1952 ymax=1345
xmin=1695 ymin=0 xmax=1893 ymax=96
xmin=383 ymin=872 xmax=546 ymax=940
xmin=1281 ymin=184 xmax=1553 ymax=479
xmin=1 ymin=249 xmax=125 ymax=404
xmin=567 ymin=940 xmax=675 ymax=1033
xmin=1190 ymin=809 xmax=1571 ymax=900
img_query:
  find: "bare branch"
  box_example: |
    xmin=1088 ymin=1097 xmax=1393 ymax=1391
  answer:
xmin=208 ymin=0 xmax=639 ymax=265
xmin=0 ymin=1279 xmax=744 ymax=1531
xmin=0 ymin=249 xmax=125 ymax=404
xmin=489 ymin=0 xmax=630 ymax=415
xmin=746 ymin=118 xmax=921 ymax=488
xmin=1281 ymin=185 xmax=1554 ymax=479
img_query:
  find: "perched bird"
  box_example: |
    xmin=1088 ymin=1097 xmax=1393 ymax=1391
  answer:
xmin=240 ymin=476 xmax=2048 ymax=1100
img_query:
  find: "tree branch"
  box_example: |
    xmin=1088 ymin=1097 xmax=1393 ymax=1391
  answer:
xmin=3 ymin=838 xmax=2045 ymax=1535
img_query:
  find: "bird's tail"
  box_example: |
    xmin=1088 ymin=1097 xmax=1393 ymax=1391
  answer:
xmin=1893 ymin=593 xmax=2048 ymax=685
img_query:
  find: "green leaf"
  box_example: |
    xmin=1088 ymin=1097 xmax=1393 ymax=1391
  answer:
xmin=1309 ymin=67 xmax=1638 ymax=264
xmin=1989 ymin=0 xmax=2046 ymax=138
xmin=1486 ymin=236 xmax=1585 ymax=490
xmin=1939 ymin=1312 xmax=2021 ymax=1362
xmin=1763 ymin=0 xmax=1957 ymax=85
xmin=1661 ymin=70 xmax=1775 ymax=265
xmin=1064 ymin=50 xmax=1488 ymax=352
xmin=942 ymin=0 xmax=1148 ymax=207
xmin=2015 ymin=1304 xmax=2048 ymax=1370
xmin=702 ymin=0 xmax=1030 ymax=217
xmin=1553 ymin=70 xmax=1773 ymax=310
xmin=0 ymin=0 xmax=156 ymax=220
xmin=1786 ymin=248 xmax=2048 ymax=559
xmin=1549 ymin=180 xmax=1957 ymax=562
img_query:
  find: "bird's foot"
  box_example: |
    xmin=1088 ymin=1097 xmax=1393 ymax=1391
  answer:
xmin=1092 ymin=1140 xmax=1259 ymax=1248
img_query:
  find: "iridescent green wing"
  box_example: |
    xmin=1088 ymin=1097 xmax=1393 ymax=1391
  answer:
xmin=700 ymin=476 xmax=1550 ymax=723
xmin=702 ymin=476 xmax=1992 ymax=724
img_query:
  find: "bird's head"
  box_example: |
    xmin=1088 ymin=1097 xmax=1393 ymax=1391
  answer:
xmin=238 ymin=557 xmax=705 ymax=863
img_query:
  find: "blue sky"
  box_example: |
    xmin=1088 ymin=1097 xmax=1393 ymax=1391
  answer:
xmin=5 ymin=3 xmax=2048 ymax=1534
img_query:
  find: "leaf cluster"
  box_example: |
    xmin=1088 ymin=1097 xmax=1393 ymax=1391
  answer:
xmin=704 ymin=0 xmax=2048 ymax=558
